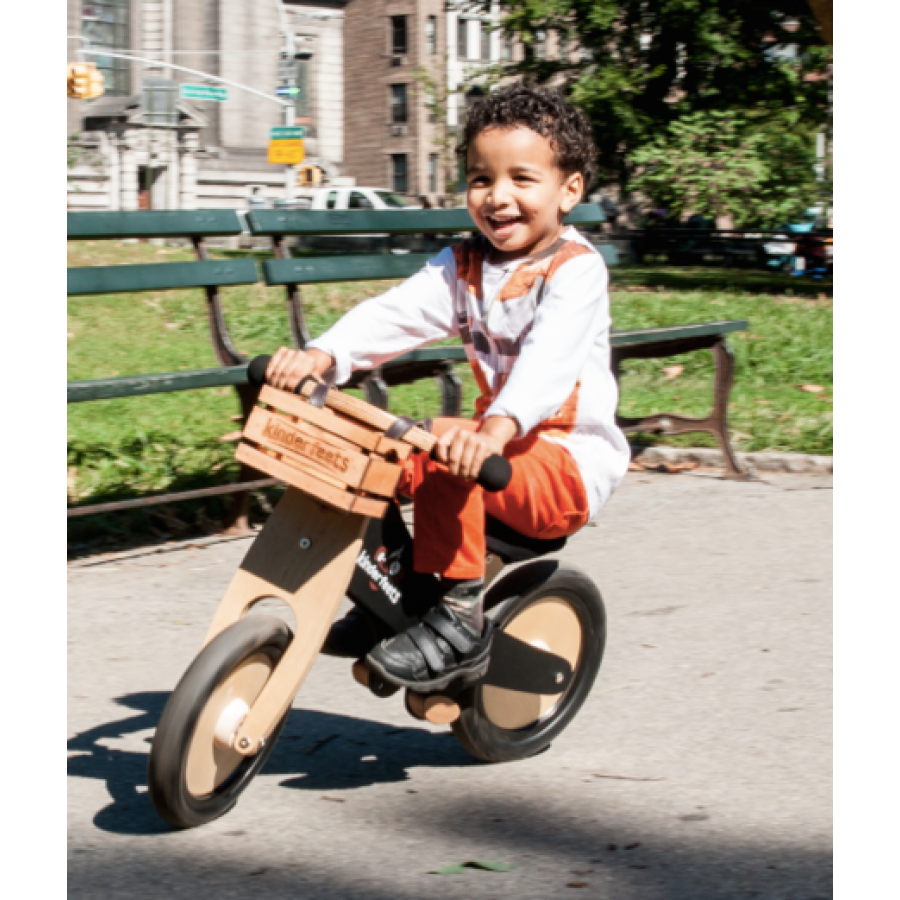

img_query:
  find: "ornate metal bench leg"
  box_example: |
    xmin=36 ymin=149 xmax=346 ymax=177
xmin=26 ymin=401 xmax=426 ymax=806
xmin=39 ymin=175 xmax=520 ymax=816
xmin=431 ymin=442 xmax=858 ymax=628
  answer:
xmin=436 ymin=363 xmax=463 ymax=417
xmin=709 ymin=339 xmax=751 ymax=480
xmin=222 ymin=383 xmax=264 ymax=535
xmin=363 ymin=370 xmax=390 ymax=410
xmin=286 ymin=284 xmax=311 ymax=349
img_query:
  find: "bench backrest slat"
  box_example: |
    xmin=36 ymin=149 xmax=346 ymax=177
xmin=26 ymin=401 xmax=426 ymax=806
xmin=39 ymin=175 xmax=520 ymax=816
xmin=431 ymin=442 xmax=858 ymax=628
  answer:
xmin=68 ymin=259 xmax=259 ymax=296
xmin=67 ymin=210 xmax=244 ymax=239
xmin=262 ymin=253 xmax=431 ymax=286
xmin=247 ymin=202 xmax=606 ymax=236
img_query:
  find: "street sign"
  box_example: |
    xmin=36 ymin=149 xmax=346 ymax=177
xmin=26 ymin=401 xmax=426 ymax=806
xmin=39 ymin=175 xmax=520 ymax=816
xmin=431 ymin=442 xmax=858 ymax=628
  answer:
xmin=180 ymin=84 xmax=228 ymax=102
xmin=271 ymin=126 xmax=306 ymax=140
xmin=275 ymin=86 xmax=300 ymax=98
xmin=268 ymin=140 xmax=305 ymax=165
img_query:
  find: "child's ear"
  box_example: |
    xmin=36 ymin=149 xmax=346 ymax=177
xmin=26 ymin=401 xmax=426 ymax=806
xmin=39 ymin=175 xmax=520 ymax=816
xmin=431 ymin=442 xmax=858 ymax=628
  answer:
xmin=560 ymin=171 xmax=584 ymax=213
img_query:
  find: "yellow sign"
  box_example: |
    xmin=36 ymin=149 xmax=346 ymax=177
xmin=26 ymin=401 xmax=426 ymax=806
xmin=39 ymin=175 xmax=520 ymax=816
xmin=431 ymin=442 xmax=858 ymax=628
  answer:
xmin=268 ymin=139 xmax=305 ymax=165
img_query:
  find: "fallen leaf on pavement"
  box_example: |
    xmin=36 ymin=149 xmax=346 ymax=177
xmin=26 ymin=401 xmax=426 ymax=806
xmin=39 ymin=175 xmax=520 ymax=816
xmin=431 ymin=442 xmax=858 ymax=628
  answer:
xmin=320 ymin=796 xmax=345 ymax=803
xmin=593 ymin=774 xmax=665 ymax=782
xmin=567 ymin=882 xmax=589 ymax=888
xmin=798 ymin=384 xmax=824 ymax=393
xmin=663 ymin=364 xmax=684 ymax=379
xmin=429 ymin=861 xmax=515 ymax=875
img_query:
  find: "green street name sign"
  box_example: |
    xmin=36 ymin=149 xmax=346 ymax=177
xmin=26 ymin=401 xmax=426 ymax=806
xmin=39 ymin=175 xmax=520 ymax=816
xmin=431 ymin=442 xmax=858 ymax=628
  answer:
xmin=180 ymin=84 xmax=228 ymax=102
xmin=271 ymin=126 xmax=306 ymax=140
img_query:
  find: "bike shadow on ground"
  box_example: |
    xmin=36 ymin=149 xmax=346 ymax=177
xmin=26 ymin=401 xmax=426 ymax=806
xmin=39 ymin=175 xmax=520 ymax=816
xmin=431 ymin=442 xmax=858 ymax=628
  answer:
xmin=68 ymin=691 xmax=476 ymax=836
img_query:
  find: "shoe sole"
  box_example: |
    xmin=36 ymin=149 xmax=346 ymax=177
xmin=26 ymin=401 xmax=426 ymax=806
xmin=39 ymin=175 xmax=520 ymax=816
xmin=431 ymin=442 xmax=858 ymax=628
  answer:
xmin=366 ymin=646 xmax=492 ymax=693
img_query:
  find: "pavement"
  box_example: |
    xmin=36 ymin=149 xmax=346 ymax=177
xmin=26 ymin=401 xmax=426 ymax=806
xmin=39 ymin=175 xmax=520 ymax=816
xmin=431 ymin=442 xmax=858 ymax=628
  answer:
xmin=68 ymin=469 xmax=833 ymax=899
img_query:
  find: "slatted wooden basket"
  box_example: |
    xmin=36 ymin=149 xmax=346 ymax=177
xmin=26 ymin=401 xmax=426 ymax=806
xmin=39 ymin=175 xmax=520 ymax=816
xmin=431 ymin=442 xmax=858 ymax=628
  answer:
xmin=236 ymin=384 xmax=430 ymax=518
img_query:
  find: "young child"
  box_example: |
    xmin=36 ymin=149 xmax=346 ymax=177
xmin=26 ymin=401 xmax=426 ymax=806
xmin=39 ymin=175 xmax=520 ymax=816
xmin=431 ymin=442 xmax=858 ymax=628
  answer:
xmin=265 ymin=85 xmax=630 ymax=690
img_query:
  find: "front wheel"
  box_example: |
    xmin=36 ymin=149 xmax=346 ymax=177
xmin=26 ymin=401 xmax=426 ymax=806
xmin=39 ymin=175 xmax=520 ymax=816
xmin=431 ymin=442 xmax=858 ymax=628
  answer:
xmin=148 ymin=615 xmax=292 ymax=828
xmin=452 ymin=566 xmax=606 ymax=763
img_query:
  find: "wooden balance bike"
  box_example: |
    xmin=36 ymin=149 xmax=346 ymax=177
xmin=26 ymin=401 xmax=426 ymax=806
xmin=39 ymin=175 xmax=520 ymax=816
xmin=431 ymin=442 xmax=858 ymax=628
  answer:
xmin=147 ymin=357 xmax=607 ymax=829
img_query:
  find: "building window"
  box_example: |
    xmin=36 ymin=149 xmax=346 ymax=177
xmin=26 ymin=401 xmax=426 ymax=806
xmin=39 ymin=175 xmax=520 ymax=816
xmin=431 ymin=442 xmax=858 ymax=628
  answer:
xmin=534 ymin=29 xmax=547 ymax=60
xmin=457 ymin=18 xmax=468 ymax=60
xmin=391 ymin=16 xmax=408 ymax=56
xmin=81 ymin=0 xmax=130 ymax=96
xmin=502 ymin=34 xmax=514 ymax=61
xmin=392 ymin=154 xmax=409 ymax=194
xmin=426 ymin=16 xmax=437 ymax=55
xmin=428 ymin=154 xmax=438 ymax=194
xmin=390 ymin=84 xmax=408 ymax=124
xmin=479 ymin=21 xmax=491 ymax=61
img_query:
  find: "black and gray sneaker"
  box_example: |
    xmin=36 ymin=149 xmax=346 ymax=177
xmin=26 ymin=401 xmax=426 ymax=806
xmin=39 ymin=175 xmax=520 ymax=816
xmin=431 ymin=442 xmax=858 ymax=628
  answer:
xmin=322 ymin=607 xmax=392 ymax=659
xmin=366 ymin=603 xmax=493 ymax=692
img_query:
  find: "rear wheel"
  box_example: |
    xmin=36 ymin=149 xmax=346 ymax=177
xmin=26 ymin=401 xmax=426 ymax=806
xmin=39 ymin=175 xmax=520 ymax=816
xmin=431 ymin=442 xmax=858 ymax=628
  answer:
xmin=452 ymin=566 xmax=605 ymax=763
xmin=148 ymin=615 xmax=292 ymax=828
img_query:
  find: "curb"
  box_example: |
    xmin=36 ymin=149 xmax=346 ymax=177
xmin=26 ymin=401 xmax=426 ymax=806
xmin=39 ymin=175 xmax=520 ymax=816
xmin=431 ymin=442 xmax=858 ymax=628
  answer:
xmin=631 ymin=445 xmax=833 ymax=475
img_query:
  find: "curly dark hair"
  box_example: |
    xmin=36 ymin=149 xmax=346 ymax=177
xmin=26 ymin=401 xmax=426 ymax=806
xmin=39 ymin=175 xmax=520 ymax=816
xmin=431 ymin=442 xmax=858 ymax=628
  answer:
xmin=458 ymin=84 xmax=597 ymax=193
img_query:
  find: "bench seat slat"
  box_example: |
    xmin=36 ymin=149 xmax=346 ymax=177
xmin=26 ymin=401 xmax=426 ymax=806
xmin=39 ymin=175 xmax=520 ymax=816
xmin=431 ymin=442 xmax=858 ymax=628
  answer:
xmin=610 ymin=320 xmax=748 ymax=347
xmin=67 ymin=366 xmax=250 ymax=403
xmin=68 ymin=259 xmax=259 ymax=296
xmin=66 ymin=321 xmax=747 ymax=403
xmin=248 ymin=203 xmax=605 ymax=236
xmin=67 ymin=210 xmax=244 ymax=239
xmin=263 ymin=254 xmax=431 ymax=286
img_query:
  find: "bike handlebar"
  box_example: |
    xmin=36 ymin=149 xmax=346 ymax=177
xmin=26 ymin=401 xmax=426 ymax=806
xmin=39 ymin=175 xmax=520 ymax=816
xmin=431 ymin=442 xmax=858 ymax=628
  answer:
xmin=247 ymin=354 xmax=512 ymax=492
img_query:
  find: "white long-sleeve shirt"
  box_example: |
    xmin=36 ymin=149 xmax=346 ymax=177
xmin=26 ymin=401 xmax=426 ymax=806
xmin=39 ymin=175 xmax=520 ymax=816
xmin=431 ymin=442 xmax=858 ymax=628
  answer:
xmin=308 ymin=227 xmax=629 ymax=517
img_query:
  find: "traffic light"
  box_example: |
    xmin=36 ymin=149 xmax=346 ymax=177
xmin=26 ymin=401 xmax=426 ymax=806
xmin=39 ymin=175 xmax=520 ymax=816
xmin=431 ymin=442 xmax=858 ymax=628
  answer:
xmin=67 ymin=62 xmax=105 ymax=100
xmin=296 ymin=164 xmax=323 ymax=187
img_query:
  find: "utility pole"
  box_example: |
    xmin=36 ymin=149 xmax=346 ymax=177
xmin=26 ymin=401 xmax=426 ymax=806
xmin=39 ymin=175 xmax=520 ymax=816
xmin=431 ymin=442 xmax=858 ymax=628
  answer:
xmin=274 ymin=0 xmax=296 ymax=202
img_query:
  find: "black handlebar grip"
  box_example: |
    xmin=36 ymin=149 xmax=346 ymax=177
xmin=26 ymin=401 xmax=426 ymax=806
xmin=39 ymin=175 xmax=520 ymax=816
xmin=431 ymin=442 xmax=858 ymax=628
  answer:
xmin=476 ymin=455 xmax=512 ymax=493
xmin=247 ymin=355 xmax=272 ymax=387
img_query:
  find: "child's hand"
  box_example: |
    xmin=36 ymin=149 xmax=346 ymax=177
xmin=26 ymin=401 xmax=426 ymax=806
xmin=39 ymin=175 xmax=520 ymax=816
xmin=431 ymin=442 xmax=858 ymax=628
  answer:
xmin=434 ymin=416 xmax=518 ymax=482
xmin=265 ymin=347 xmax=334 ymax=393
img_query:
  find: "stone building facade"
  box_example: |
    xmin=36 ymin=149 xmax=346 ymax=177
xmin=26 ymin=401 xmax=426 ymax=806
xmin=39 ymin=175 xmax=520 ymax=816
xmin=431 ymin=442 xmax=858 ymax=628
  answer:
xmin=68 ymin=0 xmax=347 ymax=210
xmin=67 ymin=0 xmax=507 ymax=210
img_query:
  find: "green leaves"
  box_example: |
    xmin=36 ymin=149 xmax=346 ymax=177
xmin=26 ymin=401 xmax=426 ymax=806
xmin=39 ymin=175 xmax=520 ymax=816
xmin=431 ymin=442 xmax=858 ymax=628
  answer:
xmin=477 ymin=0 xmax=831 ymax=192
xmin=629 ymin=110 xmax=819 ymax=227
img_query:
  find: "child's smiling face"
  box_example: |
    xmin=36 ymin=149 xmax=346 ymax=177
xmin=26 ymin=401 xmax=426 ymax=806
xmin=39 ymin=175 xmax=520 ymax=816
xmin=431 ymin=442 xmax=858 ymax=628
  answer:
xmin=466 ymin=125 xmax=583 ymax=262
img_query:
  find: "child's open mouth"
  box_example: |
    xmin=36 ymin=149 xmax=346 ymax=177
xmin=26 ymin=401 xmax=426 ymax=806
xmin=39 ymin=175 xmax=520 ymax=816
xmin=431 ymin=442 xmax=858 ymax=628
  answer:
xmin=486 ymin=214 xmax=524 ymax=238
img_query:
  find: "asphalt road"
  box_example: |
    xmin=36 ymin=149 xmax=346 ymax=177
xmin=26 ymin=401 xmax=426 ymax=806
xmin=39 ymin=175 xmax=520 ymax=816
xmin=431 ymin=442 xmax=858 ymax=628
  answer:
xmin=68 ymin=469 xmax=832 ymax=899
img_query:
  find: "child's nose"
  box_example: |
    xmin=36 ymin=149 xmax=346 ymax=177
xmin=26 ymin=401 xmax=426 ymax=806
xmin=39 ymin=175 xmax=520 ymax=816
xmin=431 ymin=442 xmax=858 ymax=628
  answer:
xmin=488 ymin=181 xmax=515 ymax=207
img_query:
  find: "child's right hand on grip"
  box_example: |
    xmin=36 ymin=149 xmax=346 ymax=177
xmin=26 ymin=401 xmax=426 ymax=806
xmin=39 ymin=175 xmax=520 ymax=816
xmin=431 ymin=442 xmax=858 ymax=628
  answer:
xmin=265 ymin=347 xmax=335 ymax=393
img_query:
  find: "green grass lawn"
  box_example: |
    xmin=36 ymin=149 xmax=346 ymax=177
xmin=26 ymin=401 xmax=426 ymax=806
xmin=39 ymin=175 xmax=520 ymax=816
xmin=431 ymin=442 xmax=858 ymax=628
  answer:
xmin=68 ymin=242 xmax=831 ymax=543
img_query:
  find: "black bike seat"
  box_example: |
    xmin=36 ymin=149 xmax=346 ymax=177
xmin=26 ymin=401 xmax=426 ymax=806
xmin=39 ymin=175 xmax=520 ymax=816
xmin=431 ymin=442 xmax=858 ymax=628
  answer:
xmin=485 ymin=515 xmax=568 ymax=563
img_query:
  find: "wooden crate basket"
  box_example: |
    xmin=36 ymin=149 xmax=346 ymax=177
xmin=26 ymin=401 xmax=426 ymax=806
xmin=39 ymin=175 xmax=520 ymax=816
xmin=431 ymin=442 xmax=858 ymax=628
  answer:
xmin=235 ymin=385 xmax=416 ymax=518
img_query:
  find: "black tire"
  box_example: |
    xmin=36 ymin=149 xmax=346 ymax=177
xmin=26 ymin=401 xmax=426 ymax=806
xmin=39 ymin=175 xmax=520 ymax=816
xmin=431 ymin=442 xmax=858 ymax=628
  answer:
xmin=148 ymin=615 xmax=292 ymax=829
xmin=452 ymin=565 xmax=606 ymax=763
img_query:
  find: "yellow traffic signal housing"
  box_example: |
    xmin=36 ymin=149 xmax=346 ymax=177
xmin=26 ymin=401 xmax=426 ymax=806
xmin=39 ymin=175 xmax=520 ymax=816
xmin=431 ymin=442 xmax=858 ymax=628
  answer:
xmin=68 ymin=62 xmax=105 ymax=100
xmin=296 ymin=163 xmax=323 ymax=187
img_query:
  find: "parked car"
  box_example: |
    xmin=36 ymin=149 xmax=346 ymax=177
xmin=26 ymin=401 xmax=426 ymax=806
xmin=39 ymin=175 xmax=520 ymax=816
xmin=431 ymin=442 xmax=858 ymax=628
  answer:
xmin=281 ymin=186 xmax=421 ymax=253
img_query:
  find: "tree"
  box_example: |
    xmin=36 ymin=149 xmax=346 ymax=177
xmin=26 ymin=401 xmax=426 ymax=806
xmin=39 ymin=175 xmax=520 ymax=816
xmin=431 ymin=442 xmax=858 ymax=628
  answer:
xmin=629 ymin=110 xmax=819 ymax=227
xmin=483 ymin=0 xmax=832 ymax=194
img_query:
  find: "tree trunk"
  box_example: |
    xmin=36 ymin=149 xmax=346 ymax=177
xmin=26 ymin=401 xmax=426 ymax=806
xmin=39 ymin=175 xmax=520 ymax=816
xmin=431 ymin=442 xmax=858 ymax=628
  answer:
xmin=807 ymin=0 xmax=833 ymax=44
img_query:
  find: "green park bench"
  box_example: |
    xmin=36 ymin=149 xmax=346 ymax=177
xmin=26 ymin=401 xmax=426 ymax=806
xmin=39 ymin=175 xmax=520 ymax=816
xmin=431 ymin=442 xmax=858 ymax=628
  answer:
xmin=67 ymin=205 xmax=748 ymax=527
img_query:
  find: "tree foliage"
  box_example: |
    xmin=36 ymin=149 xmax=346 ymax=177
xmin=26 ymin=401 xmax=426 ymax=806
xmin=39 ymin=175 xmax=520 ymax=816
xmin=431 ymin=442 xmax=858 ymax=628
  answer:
xmin=482 ymin=0 xmax=831 ymax=199
xmin=630 ymin=110 xmax=820 ymax=227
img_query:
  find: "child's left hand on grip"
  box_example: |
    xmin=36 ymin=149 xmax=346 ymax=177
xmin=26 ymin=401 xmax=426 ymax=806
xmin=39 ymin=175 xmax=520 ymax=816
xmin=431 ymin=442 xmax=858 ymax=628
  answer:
xmin=434 ymin=416 xmax=518 ymax=483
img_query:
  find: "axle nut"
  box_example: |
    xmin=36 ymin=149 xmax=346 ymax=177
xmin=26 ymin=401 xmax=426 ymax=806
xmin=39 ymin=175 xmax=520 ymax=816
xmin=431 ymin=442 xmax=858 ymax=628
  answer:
xmin=238 ymin=737 xmax=251 ymax=750
xmin=299 ymin=538 xmax=311 ymax=550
